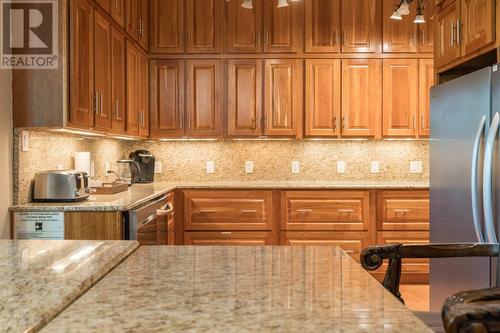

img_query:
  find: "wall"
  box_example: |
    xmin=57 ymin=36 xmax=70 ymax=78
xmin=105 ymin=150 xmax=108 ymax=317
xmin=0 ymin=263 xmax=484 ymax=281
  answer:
xmin=0 ymin=69 xmax=12 ymax=238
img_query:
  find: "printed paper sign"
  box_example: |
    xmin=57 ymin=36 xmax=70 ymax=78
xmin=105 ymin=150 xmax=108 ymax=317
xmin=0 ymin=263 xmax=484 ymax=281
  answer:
xmin=14 ymin=212 xmax=64 ymax=239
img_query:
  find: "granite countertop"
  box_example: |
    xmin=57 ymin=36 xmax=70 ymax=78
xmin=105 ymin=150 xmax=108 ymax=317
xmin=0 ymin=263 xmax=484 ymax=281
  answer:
xmin=41 ymin=246 xmax=433 ymax=333
xmin=10 ymin=181 xmax=429 ymax=212
xmin=0 ymin=240 xmax=139 ymax=333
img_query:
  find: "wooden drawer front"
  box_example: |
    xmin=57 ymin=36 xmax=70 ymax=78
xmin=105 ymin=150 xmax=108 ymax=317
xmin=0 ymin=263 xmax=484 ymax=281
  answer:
xmin=184 ymin=231 xmax=275 ymax=246
xmin=281 ymin=231 xmax=370 ymax=262
xmin=184 ymin=190 xmax=273 ymax=231
xmin=282 ymin=191 xmax=370 ymax=231
xmin=378 ymin=191 xmax=429 ymax=231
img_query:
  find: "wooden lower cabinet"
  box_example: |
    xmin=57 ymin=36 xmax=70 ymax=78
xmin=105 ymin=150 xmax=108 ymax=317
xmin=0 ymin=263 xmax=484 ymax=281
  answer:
xmin=64 ymin=211 xmax=122 ymax=240
xmin=377 ymin=190 xmax=430 ymax=231
xmin=185 ymin=231 xmax=275 ymax=245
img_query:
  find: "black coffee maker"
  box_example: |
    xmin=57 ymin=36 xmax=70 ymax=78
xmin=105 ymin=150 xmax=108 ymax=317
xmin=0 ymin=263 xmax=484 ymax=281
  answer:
xmin=129 ymin=150 xmax=155 ymax=183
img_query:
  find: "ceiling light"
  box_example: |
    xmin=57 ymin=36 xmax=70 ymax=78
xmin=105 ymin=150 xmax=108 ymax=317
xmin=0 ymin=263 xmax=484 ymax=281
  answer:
xmin=390 ymin=9 xmax=402 ymax=20
xmin=241 ymin=0 xmax=253 ymax=9
xmin=398 ymin=0 xmax=410 ymax=15
xmin=414 ymin=9 xmax=425 ymax=23
xmin=277 ymin=0 xmax=289 ymax=8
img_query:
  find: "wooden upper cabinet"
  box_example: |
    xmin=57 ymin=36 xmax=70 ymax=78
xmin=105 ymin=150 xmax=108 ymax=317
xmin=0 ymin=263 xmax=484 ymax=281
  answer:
xmin=110 ymin=0 xmax=125 ymax=27
xmin=125 ymin=0 xmax=148 ymax=50
xmin=305 ymin=0 xmax=341 ymax=53
xmin=419 ymin=59 xmax=434 ymax=137
xmin=150 ymin=0 xmax=184 ymax=53
xmin=110 ymin=27 xmax=126 ymax=133
xmin=305 ymin=59 xmax=341 ymax=137
xmin=93 ymin=11 xmax=112 ymax=131
xmin=341 ymin=59 xmax=381 ymax=138
xmin=150 ymin=60 xmax=185 ymax=138
xmin=138 ymin=50 xmax=149 ymax=137
xmin=436 ymin=1 xmax=461 ymax=68
xmin=382 ymin=0 xmax=418 ymax=52
xmin=228 ymin=60 xmax=263 ymax=137
xmin=126 ymin=42 xmax=139 ymax=135
xmin=227 ymin=0 xmax=262 ymax=53
xmin=69 ymin=0 xmax=94 ymax=129
xmin=341 ymin=0 xmax=380 ymax=53
xmin=263 ymin=0 xmax=299 ymax=52
xmin=264 ymin=60 xmax=303 ymax=137
xmin=460 ymin=0 xmax=495 ymax=56
xmin=186 ymin=60 xmax=223 ymax=137
xmin=418 ymin=0 xmax=435 ymax=53
xmin=186 ymin=0 xmax=223 ymax=53
xmin=382 ymin=59 xmax=419 ymax=137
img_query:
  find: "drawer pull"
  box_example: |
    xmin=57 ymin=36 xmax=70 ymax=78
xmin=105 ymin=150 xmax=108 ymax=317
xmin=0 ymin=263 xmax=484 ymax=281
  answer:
xmin=394 ymin=209 xmax=410 ymax=214
xmin=296 ymin=209 xmax=313 ymax=213
xmin=241 ymin=209 xmax=257 ymax=214
xmin=343 ymin=250 xmax=355 ymax=254
xmin=221 ymin=232 xmax=232 ymax=236
xmin=338 ymin=209 xmax=354 ymax=213
xmin=198 ymin=210 xmax=216 ymax=213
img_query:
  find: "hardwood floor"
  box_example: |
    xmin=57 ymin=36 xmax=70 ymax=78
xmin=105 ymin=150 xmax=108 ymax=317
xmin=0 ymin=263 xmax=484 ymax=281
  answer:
xmin=400 ymin=284 xmax=430 ymax=312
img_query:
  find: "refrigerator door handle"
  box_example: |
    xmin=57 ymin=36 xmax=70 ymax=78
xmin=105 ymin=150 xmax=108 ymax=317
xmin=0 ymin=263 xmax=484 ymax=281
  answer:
xmin=483 ymin=112 xmax=500 ymax=243
xmin=471 ymin=115 xmax=487 ymax=243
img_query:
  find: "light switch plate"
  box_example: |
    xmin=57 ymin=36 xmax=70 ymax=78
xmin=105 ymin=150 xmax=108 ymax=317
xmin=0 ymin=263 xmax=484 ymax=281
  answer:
xmin=154 ymin=161 xmax=163 ymax=174
xmin=245 ymin=161 xmax=254 ymax=174
xmin=206 ymin=161 xmax=215 ymax=174
xmin=291 ymin=161 xmax=300 ymax=174
xmin=21 ymin=131 xmax=29 ymax=152
xmin=410 ymin=161 xmax=423 ymax=174
xmin=337 ymin=161 xmax=346 ymax=174
xmin=371 ymin=161 xmax=380 ymax=173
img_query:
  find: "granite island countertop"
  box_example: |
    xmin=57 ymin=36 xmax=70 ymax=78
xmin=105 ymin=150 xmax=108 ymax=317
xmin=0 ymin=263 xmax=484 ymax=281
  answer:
xmin=0 ymin=240 xmax=139 ymax=333
xmin=41 ymin=246 xmax=433 ymax=333
xmin=11 ymin=181 xmax=429 ymax=212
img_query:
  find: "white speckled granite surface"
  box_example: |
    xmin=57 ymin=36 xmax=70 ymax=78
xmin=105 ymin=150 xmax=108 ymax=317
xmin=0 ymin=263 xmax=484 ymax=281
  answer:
xmin=41 ymin=246 xmax=433 ymax=333
xmin=0 ymin=240 xmax=139 ymax=333
xmin=10 ymin=182 xmax=429 ymax=212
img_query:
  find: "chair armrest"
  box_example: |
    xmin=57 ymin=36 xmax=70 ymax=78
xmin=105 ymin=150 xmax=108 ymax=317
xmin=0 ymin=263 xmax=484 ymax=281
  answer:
xmin=443 ymin=287 xmax=500 ymax=333
xmin=360 ymin=243 xmax=499 ymax=303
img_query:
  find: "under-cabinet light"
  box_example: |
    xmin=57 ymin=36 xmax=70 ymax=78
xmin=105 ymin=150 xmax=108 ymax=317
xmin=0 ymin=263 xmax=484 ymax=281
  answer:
xmin=51 ymin=128 xmax=105 ymax=137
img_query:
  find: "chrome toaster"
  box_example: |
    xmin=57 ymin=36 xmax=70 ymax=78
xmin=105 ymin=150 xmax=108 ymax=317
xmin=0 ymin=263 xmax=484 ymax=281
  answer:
xmin=33 ymin=170 xmax=90 ymax=202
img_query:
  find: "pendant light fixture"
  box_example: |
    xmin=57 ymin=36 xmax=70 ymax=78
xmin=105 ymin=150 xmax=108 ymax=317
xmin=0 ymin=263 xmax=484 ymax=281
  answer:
xmin=414 ymin=8 xmax=425 ymax=24
xmin=397 ymin=0 xmax=410 ymax=15
xmin=277 ymin=0 xmax=289 ymax=8
xmin=241 ymin=0 xmax=253 ymax=9
xmin=390 ymin=6 xmax=403 ymax=20
xmin=389 ymin=0 xmax=427 ymax=24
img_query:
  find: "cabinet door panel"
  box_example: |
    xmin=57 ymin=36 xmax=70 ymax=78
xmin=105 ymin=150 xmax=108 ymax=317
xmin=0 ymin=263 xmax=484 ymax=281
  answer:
xmin=461 ymin=0 xmax=495 ymax=55
xmin=111 ymin=27 xmax=126 ymax=133
xmin=264 ymin=60 xmax=302 ymax=137
xmin=185 ymin=231 xmax=275 ymax=245
xmin=150 ymin=60 xmax=185 ymax=138
xmin=138 ymin=50 xmax=149 ymax=136
xmin=227 ymin=0 xmax=262 ymax=53
xmin=111 ymin=0 xmax=125 ymax=27
xmin=186 ymin=60 xmax=223 ymax=137
xmin=305 ymin=0 xmax=341 ymax=53
xmin=305 ymin=59 xmax=341 ymax=137
xmin=377 ymin=190 xmax=430 ymax=231
xmin=341 ymin=59 xmax=381 ymax=137
xmin=341 ymin=0 xmax=380 ymax=53
xmin=418 ymin=59 xmax=433 ymax=137
xmin=125 ymin=0 xmax=139 ymax=41
xmin=263 ymin=0 xmax=298 ymax=52
xmin=69 ymin=0 xmax=94 ymax=128
xmin=150 ymin=0 xmax=184 ymax=53
xmin=382 ymin=59 xmax=419 ymax=137
xmin=418 ymin=0 xmax=435 ymax=52
xmin=93 ymin=11 xmax=112 ymax=131
xmin=126 ymin=42 xmax=139 ymax=135
xmin=228 ymin=60 xmax=262 ymax=137
xmin=436 ymin=1 xmax=461 ymax=68
xmin=186 ymin=0 xmax=222 ymax=53
xmin=382 ymin=0 xmax=418 ymax=52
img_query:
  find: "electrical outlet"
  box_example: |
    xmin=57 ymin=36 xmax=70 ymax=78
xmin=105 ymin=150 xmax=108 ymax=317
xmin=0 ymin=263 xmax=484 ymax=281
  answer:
xmin=291 ymin=161 xmax=300 ymax=174
xmin=206 ymin=161 xmax=215 ymax=174
xmin=245 ymin=161 xmax=254 ymax=174
xmin=21 ymin=131 xmax=29 ymax=152
xmin=337 ymin=161 xmax=346 ymax=174
xmin=154 ymin=161 xmax=163 ymax=174
xmin=410 ymin=161 xmax=423 ymax=174
xmin=371 ymin=161 xmax=380 ymax=173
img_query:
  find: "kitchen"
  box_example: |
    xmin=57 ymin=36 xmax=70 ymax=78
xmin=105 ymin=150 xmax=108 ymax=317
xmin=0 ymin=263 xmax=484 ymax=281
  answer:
xmin=0 ymin=0 xmax=499 ymax=332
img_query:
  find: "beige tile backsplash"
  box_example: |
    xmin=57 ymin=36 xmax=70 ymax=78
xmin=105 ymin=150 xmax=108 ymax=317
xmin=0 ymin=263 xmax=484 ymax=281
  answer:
xmin=13 ymin=130 xmax=429 ymax=204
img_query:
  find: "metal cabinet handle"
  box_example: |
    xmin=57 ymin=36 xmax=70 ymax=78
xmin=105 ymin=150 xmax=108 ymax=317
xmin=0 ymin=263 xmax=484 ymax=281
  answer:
xmin=100 ymin=93 xmax=103 ymax=115
xmin=199 ymin=210 xmax=216 ymax=213
xmin=413 ymin=114 xmax=416 ymax=129
xmin=142 ymin=214 xmax=156 ymax=227
xmin=93 ymin=94 xmax=99 ymax=114
xmin=338 ymin=209 xmax=354 ymax=213
xmin=297 ymin=209 xmax=313 ymax=213
xmin=157 ymin=203 xmax=174 ymax=217
xmin=344 ymin=250 xmax=355 ymax=254
xmin=421 ymin=114 xmax=425 ymax=129
xmin=341 ymin=116 xmax=345 ymax=128
xmin=332 ymin=116 xmax=337 ymax=130
xmin=483 ymin=112 xmax=499 ymax=243
xmin=471 ymin=115 xmax=486 ymax=243
xmin=456 ymin=19 xmax=460 ymax=44
xmin=393 ymin=209 xmax=410 ymax=213
xmin=221 ymin=232 xmax=232 ymax=236
xmin=115 ymin=100 xmax=120 ymax=119
xmin=241 ymin=209 xmax=257 ymax=213
xmin=450 ymin=21 xmax=455 ymax=46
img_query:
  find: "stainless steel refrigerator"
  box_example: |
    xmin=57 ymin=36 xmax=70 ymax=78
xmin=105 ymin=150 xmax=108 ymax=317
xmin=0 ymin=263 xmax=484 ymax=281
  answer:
xmin=430 ymin=65 xmax=500 ymax=311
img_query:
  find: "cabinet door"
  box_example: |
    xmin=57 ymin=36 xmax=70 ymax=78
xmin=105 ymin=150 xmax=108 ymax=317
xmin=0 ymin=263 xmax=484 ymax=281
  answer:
xmin=110 ymin=27 xmax=126 ymax=133
xmin=150 ymin=60 xmax=185 ymax=138
xmin=126 ymin=42 xmax=139 ymax=135
xmin=69 ymin=0 xmax=94 ymax=128
xmin=418 ymin=0 xmax=435 ymax=53
xmin=382 ymin=0 xmax=418 ymax=52
xmin=305 ymin=59 xmax=341 ymax=137
xmin=186 ymin=0 xmax=222 ymax=53
xmin=186 ymin=60 xmax=223 ymax=137
xmin=419 ymin=59 xmax=433 ymax=137
xmin=125 ymin=0 xmax=139 ymax=41
xmin=382 ymin=59 xmax=419 ymax=137
xmin=341 ymin=0 xmax=380 ymax=53
xmin=110 ymin=0 xmax=125 ymax=27
xmin=305 ymin=0 xmax=341 ymax=53
xmin=460 ymin=0 xmax=495 ymax=56
xmin=228 ymin=60 xmax=262 ymax=137
xmin=341 ymin=59 xmax=381 ymax=137
xmin=150 ymin=0 xmax=184 ymax=53
xmin=138 ymin=50 xmax=149 ymax=136
xmin=137 ymin=0 xmax=149 ymax=50
xmin=185 ymin=231 xmax=275 ymax=245
xmin=93 ymin=11 xmax=112 ymax=131
xmin=263 ymin=0 xmax=299 ymax=52
xmin=377 ymin=190 xmax=430 ymax=231
xmin=264 ymin=60 xmax=303 ymax=137
xmin=227 ymin=0 xmax=262 ymax=53
xmin=436 ymin=1 xmax=461 ymax=68
xmin=95 ymin=0 xmax=110 ymax=12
